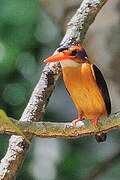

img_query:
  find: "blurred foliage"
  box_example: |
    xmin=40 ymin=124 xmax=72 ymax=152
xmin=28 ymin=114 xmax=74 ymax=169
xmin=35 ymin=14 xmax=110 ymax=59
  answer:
xmin=0 ymin=0 xmax=120 ymax=180
xmin=0 ymin=0 xmax=60 ymax=179
xmin=0 ymin=0 xmax=60 ymax=120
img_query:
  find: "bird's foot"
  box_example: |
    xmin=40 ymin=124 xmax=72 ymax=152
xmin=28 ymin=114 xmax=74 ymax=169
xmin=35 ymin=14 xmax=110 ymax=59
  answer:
xmin=72 ymin=115 xmax=85 ymax=128
xmin=92 ymin=116 xmax=99 ymax=127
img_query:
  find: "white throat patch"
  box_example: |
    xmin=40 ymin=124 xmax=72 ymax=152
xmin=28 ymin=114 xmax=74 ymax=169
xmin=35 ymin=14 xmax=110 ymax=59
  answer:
xmin=60 ymin=59 xmax=79 ymax=68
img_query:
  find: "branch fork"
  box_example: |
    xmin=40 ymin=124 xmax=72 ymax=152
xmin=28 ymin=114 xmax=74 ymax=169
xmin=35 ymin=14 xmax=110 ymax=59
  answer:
xmin=0 ymin=0 xmax=110 ymax=179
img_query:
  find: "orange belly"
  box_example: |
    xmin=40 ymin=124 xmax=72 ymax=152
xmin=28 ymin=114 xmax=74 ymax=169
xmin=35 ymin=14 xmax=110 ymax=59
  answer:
xmin=62 ymin=63 xmax=107 ymax=119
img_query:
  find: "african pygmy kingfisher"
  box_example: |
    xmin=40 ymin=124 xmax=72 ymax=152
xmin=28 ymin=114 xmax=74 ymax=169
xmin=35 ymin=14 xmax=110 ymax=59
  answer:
xmin=44 ymin=44 xmax=111 ymax=142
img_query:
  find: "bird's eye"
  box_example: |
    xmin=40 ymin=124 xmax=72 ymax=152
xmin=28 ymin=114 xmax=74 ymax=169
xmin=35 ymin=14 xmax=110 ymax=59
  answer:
xmin=70 ymin=50 xmax=78 ymax=56
xmin=76 ymin=49 xmax=88 ymax=60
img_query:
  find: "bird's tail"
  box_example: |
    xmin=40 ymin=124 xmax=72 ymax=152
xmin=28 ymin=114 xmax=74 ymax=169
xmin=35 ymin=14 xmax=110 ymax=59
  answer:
xmin=95 ymin=133 xmax=107 ymax=142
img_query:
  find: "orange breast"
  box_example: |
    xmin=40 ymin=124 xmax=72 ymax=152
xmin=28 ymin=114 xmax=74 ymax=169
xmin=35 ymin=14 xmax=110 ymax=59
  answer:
xmin=62 ymin=63 xmax=107 ymax=119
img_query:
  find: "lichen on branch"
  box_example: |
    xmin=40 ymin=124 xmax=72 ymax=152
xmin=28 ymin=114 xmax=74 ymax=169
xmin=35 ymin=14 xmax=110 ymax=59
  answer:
xmin=0 ymin=0 xmax=110 ymax=179
xmin=0 ymin=112 xmax=119 ymax=138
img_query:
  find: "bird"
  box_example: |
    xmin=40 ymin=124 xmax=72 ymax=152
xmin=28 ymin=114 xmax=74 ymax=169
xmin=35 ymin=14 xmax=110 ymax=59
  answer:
xmin=44 ymin=44 xmax=111 ymax=142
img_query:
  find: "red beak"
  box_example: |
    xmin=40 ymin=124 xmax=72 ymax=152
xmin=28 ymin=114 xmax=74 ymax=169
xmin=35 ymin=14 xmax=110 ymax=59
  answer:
xmin=44 ymin=52 xmax=71 ymax=63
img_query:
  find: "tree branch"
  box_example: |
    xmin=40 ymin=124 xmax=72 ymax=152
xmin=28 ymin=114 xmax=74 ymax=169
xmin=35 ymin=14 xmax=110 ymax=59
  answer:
xmin=0 ymin=112 xmax=120 ymax=138
xmin=0 ymin=0 xmax=109 ymax=179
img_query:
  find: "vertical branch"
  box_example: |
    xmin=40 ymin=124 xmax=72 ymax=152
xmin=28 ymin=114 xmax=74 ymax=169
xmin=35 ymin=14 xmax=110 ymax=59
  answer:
xmin=61 ymin=0 xmax=108 ymax=45
xmin=0 ymin=0 xmax=109 ymax=179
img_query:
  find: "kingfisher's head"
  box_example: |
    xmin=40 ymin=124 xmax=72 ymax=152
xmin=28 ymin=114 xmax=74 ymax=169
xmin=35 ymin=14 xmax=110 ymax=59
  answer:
xmin=44 ymin=44 xmax=89 ymax=66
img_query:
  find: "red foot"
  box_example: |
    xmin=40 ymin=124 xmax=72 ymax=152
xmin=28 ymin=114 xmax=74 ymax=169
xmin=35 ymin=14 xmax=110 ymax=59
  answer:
xmin=72 ymin=114 xmax=85 ymax=127
xmin=92 ymin=116 xmax=99 ymax=127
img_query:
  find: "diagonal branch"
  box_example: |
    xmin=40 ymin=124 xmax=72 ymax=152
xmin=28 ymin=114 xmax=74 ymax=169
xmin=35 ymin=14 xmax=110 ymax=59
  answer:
xmin=0 ymin=112 xmax=120 ymax=138
xmin=0 ymin=0 xmax=109 ymax=179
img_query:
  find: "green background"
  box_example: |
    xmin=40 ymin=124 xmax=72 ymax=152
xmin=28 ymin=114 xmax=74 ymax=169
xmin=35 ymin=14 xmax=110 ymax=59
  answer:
xmin=0 ymin=0 xmax=120 ymax=180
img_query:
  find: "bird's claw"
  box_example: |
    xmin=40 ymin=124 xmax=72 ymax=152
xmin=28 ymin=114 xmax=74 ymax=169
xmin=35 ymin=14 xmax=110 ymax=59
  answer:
xmin=66 ymin=121 xmax=84 ymax=128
